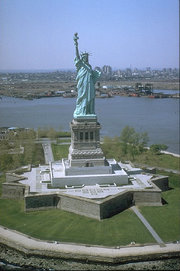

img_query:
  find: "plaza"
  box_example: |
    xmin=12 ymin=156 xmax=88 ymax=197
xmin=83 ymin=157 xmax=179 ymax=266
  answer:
xmin=21 ymin=163 xmax=153 ymax=198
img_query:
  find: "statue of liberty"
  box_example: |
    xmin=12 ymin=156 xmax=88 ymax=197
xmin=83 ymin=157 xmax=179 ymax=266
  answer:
xmin=73 ymin=33 xmax=101 ymax=119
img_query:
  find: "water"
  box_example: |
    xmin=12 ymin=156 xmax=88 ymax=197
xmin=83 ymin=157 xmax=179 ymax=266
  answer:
xmin=153 ymin=89 xmax=179 ymax=95
xmin=0 ymin=94 xmax=179 ymax=154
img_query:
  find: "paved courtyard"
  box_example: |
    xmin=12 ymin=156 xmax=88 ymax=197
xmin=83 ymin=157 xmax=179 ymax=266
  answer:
xmin=20 ymin=164 xmax=153 ymax=199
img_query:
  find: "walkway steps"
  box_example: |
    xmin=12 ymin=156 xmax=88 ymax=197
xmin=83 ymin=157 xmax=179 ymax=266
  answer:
xmin=131 ymin=206 xmax=165 ymax=247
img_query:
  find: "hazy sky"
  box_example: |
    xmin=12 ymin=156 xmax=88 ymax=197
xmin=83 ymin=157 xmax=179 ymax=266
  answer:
xmin=0 ymin=0 xmax=179 ymax=71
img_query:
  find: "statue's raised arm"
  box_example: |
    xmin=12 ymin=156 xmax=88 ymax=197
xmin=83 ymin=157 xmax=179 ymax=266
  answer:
xmin=73 ymin=33 xmax=80 ymax=60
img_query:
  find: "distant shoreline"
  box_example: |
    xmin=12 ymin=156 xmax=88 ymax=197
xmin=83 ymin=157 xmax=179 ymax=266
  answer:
xmin=0 ymin=88 xmax=179 ymax=100
xmin=0 ymin=78 xmax=179 ymax=100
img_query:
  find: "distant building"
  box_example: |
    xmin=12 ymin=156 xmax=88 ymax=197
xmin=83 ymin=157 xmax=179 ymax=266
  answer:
xmin=102 ymin=65 xmax=112 ymax=75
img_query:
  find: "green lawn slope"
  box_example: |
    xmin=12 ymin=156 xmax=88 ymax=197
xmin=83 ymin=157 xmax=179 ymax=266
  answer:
xmin=0 ymin=195 xmax=154 ymax=246
xmin=139 ymin=172 xmax=180 ymax=242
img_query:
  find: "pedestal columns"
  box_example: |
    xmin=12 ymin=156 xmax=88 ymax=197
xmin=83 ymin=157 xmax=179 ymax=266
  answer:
xmin=68 ymin=118 xmax=105 ymax=167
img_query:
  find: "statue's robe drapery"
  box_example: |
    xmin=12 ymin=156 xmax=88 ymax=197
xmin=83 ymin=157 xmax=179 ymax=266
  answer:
xmin=73 ymin=57 xmax=101 ymax=118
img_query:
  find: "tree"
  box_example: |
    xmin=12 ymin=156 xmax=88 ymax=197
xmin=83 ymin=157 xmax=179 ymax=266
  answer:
xmin=138 ymin=132 xmax=149 ymax=153
xmin=150 ymin=144 xmax=168 ymax=155
xmin=120 ymin=126 xmax=149 ymax=159
xmin=0 ymin=154 xmax=13 ymax=171
xmin=120 ymin=126 xmax=136 ymax=156
xmin=120 ymin=126 xmax=137 ymax=145
xmin=0 ymin=140 xmax=11 ymax=151
xmin=47 ymin=128 xmax=57 ymax=139
xmin=37 ymin=128 xmax=48 ymax=138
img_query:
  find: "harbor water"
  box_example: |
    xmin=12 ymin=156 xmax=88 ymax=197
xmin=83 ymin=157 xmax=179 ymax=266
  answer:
xmin=0 ymin=94 xmax=179 ymax=154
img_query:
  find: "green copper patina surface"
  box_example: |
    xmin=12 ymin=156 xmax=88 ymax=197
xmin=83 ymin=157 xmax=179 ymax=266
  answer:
xmin=73 ymin=33 xmax=101 ymax=119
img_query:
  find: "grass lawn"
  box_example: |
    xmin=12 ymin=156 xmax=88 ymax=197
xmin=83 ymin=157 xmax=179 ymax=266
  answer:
xmin=0 ymin=197 xmax=154 ymax=246
xmin=0 ymin=143 xmax=179 ymax=246
xmin=101 ymin=140 xmax=179 ymax=171
xmin=139 ymin=172 xmax=180 ymax=242
xmin=0 ymin=174 xmax=5 ymax=195
xmin=51 ymin=144 xmax=70 ymax=160
xmin=57 ymin=138 xmax=71 ymax=144
xmin=52 ymin=140 xmax=179 ymax=171
xmin=134 ymin=152 xmax=180 ymax=171
xmin=0 ymin=173 xmax=179 ymax=245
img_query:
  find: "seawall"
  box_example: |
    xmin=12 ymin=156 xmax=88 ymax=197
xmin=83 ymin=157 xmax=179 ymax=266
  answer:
xmin=0 ymin=226 xmax=179 ymax=265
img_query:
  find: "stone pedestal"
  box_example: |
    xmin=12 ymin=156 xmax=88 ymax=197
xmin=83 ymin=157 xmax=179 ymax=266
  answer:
xmin=51 ymin=118 xmax=128 ymax=187
xmin=68 ymin=118 xmax=105 ymax=167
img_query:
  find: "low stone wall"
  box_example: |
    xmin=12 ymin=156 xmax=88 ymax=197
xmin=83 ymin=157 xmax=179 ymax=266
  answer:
xmin=100 ymin=191 xmax=133 ymax=219
xmin=65 ymin=164 xmax=112 ymax=176
xmin=52 ymin=172 xmax=128 ymax=187
xmin=59 ymin=194 xmax=100 ymax=220
xmin=151 ymin=175 xmax=169 ymax=192
xmin=25 ymin=185 xmax=162 ymax=219
xmin=0 ymin=226 xmax=180 ymax=266
xmin=144 ymin=167 xmax=157 ymax=174
xmin=133 ymin=189 xmax=162 ymax=206
xmin=25 ymin=193 xmax=59 ymax=211
xmin=2 ymin=183 xmax=29 ymax=199
xmin=6 ymin=172 xmax=26 ymax=183
xmin=25 ymin=193 xmax=101 ymax=219
xmin=2 ymin=172 xmax=29 ymax=199
xmin=1 ymin=242 xmax=179 ymax=270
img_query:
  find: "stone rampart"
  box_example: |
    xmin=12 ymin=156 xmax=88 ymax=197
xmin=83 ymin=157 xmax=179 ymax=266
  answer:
xmin=144 ymin=167 xmax=157 ymax=174
xmin=59 ymin=194 xmax=100 ymax=220
xmin=6 ymin=172 xmax=26 ymax=183
xmin=25 ymin=193 xmax=59 ymax=211
xmin=133 ymin=189 xmax=162 ymax=206
xmin=151 ymin=175 xmax=169 ymax=191
xmin=2 ymin=183 xmax=29 ymax=199
xmin=25 ymin=184 xmax=162 ymax=219
xmin=100 ymin=191 xmax=133 ymax=219
xmin=2 ymin=172 xmax=29 ymax=199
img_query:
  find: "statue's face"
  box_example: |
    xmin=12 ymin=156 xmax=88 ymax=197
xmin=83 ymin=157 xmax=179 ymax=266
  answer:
xmin=82 ymin=54 xmax=89 ymax=63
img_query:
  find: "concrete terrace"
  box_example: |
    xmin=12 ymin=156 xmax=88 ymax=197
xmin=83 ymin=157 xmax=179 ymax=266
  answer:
xmin=20 ymin=164 xmax=153 ymax=199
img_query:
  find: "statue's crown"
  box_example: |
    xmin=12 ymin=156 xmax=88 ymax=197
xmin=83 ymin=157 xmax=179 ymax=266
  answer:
xmin=80 ymin=51 xmax=89 ymax=57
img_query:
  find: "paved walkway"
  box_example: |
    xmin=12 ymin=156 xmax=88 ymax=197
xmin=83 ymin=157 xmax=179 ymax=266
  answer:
xmin=161 ymin=151 xmax=180 ymax=158
xmin=42 ymin=142 xmax=54 ymax=164
xmin=131 ymin=206 xmax=165 ymax=247
xmin=154 ymin=167 xmax=180 ymax=174
xmin=0 ymin=226 xmax=179 ymax=263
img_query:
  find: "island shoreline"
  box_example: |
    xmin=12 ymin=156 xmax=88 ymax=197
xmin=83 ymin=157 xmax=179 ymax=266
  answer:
xmin=0 ymin=225 xmax=180 ymax=270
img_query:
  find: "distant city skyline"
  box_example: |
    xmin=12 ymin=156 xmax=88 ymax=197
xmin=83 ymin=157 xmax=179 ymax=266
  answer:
xmin=0 ymin=0 xmax=179 ymax=71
